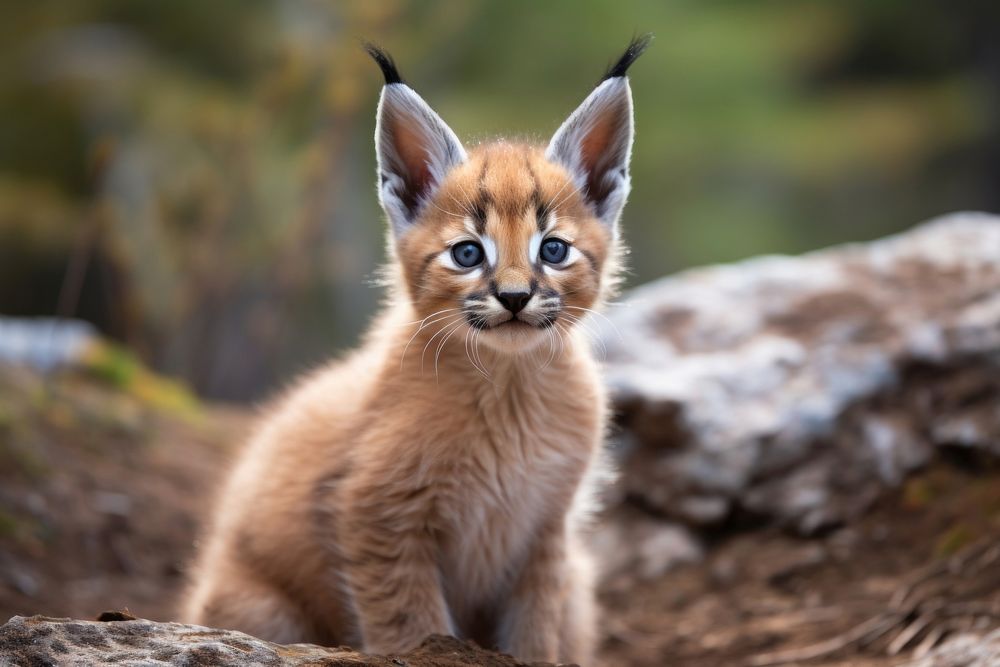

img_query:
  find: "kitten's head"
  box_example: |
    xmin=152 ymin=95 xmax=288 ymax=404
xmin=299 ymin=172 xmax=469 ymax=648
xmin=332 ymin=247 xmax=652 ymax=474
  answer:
xmin=367 ymin=37 xmax=648 ymax=353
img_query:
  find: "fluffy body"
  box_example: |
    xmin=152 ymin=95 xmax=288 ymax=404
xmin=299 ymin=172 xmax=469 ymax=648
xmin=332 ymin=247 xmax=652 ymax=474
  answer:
xmin=183 ymin=39 xmax=646 ymax=665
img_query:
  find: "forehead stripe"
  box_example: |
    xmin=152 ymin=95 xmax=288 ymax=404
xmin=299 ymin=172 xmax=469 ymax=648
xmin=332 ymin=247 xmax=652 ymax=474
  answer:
xmin=525 ymin=156 xmax=546 ymax=230
xmin=474 ymin=157 xmax=490 ymax=233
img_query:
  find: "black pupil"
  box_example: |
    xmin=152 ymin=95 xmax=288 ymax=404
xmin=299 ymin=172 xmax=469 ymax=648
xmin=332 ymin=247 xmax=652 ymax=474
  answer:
xmin=542 ymin=239 xmax=568 ymax=263
xmin=453 ymin=242 xmax=483 ymax=268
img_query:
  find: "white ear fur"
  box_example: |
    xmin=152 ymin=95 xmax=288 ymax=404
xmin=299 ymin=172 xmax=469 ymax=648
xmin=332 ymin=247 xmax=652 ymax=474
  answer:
xmin=545 ymin=77 xmax=634 ymax=229
xmin=375 ymin=83 xmax=467 ymax=236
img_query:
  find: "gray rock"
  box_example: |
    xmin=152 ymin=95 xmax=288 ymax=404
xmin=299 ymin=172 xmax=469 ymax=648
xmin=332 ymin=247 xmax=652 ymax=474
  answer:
xmin=598 ymin=213 xmax=1000 ymax=533
xmin=0 ymin=615 xmax=550 ymax=666
xmin=0 ymin=317 xmax=97 ymax=372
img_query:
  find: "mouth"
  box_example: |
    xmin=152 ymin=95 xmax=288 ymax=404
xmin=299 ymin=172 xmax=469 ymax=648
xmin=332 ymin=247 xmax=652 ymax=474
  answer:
xmin=466 ymin=313 xmax=558 ymax=331
xmin=498 ymin=319 xmax=536 ymax=330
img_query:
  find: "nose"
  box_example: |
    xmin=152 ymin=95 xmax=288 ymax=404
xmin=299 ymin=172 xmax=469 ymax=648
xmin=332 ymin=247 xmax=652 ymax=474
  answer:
xmin=496 ymin=291 xmax=532 ymax=315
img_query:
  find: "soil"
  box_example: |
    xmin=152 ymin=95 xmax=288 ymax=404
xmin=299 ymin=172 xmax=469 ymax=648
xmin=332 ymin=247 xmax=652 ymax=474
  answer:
xmin=1 ymin=365 xmax=998 ymax=665
xmin=598 ymin=459 xmax=1000 ymax=667
xmin=0 ymin=365 xmax=245 ymax=622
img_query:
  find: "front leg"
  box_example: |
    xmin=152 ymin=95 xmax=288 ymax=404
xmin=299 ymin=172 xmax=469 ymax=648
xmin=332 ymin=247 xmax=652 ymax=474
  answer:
xmin=339 ymin=495 xmax=454 ymax=654
xmin=499 ymin=525 xmax=568 ymax=662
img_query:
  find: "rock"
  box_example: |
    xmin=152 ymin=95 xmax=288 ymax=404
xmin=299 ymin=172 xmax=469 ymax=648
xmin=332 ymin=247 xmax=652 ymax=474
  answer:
xmin=0 ymin=615 xmax=561 ymax=666
xmin=902 ymin=629 xmax=1000 ymax=666
xmin=0 ymin=318 xmax=97 ymax=372
xmin=598 ymin=213 xmax=1000 ymax=534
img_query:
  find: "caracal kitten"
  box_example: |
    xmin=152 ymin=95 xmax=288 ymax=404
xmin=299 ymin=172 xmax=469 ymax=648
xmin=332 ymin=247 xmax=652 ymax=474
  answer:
xmin=182 ymin=37 xmax=649 ymax=664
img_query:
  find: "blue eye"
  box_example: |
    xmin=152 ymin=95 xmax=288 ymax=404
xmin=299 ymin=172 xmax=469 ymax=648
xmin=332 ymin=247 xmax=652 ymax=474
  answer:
xmin=452 ymin=241 xmax=484 ymax=268
xmin=541 ymin=238 xmax=569 ymax=264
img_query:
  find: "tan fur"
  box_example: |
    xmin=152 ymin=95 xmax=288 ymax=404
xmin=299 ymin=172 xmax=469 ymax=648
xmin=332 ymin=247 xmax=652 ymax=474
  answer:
xmin=182 ymin=138 xmax=623 ymax=663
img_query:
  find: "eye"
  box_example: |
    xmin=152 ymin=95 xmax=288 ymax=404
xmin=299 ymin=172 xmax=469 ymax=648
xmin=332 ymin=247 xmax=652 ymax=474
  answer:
xmin=452 ymin=241 xmax=484 ymax=268
xmin=540 ymin=238 xmax=569 ymax=264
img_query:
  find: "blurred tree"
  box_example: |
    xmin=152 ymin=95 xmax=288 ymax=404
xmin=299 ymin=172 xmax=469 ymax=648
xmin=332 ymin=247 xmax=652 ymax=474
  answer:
xmin=0 ymin=0 xmax=997 ymax=399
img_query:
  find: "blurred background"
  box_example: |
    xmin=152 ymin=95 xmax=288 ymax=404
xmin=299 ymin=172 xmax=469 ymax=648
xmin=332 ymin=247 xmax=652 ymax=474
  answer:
xmin=2 ymin=0 xmax=999 ymax=401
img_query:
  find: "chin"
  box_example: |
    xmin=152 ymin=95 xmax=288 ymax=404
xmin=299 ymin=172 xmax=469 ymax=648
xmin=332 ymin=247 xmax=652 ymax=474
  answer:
xmin=475 ymin=319 xmax=556 ymax=354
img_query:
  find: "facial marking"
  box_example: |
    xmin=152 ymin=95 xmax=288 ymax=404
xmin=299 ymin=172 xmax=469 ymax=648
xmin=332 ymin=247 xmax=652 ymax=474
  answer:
xmin=529 ymin=215 xmax=561 ymax=264
xmin=405 ymin=144 xmax=608 ymax=352
xmin=481 ymin=235 xmax=498 ymax=267
xmin=543 ymin=214 xmax=558 ymax=235
xmin=528 ymin=232 xmax=542 ymax=264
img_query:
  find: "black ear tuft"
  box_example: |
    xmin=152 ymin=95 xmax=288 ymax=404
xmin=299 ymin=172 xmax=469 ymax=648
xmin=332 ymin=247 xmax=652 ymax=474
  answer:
xmin=363 ymin=41 xmax=404 ymax=85
xmin=601 ymin=34 xmax=653 ymax=81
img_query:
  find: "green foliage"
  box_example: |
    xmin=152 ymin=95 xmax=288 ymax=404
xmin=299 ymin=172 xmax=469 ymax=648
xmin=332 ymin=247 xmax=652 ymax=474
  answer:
xmin=82 ymin=341 xmax=200 ymax=416
xmin=85 ymin=342 xmax=137 ymax=388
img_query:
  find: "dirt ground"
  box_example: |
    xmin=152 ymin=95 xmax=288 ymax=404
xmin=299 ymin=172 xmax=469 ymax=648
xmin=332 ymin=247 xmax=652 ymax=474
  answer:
xmin=1 ymin=366 xmax=998 ymax=666
xmin=0 ymin=365 xmax=245 ymax=622
xmin=599 ymin=461 xmax=1000 ymax=666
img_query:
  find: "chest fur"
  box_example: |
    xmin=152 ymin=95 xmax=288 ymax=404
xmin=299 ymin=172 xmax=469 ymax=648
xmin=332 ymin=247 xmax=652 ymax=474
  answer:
xmin=431 ymin=372 xmax=603 ymax=604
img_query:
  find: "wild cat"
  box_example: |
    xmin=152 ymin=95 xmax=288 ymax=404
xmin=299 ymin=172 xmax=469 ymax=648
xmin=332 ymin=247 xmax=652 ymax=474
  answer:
xmin=182 ymin=36 xmax=649 ymax=664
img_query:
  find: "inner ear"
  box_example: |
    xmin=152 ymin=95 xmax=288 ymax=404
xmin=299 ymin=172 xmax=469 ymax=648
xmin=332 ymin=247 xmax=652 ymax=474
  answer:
xmin=579 ymin=104 xmax=628 ymax=204
xmin=385 ymin=119 xmax=434 ymax=215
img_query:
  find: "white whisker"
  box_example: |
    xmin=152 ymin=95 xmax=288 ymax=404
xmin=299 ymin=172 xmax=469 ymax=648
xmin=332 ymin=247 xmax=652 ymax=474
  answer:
xmin=545 ymin=176 xmax=576 ymax=213
xmin=563 ymin=305 xmax=623 ymax=341
xmin=399 ymin=311 xmax=464 ymax=370
xmin=420 ymin=316 xmax=465 ymax=374
xmin=473 ymin=327 xmax=489 ymax=379
xmin=553 ymin=321 xmax=570 ymax=362
xmin=538 ymin=324 xmax=558 ymax=372
xmin=428 ymin=201 xmax=466 ymax=219
xmin=447 ymin=191 xmax=477 ymax=219
xmin=566 ymin=304 xmax=625 ymax=342
xmin=561 ymin=312 xmax=607 ymax=360
xmin=548 ymin=178 xmax=583 ymax=213
xmin=463 ymin=326 xmax=491 ymax=380
xmin=393 ymin=307 xmax=461 ymax=328
xmin=433 ymin=318 xmax=467 ymax=382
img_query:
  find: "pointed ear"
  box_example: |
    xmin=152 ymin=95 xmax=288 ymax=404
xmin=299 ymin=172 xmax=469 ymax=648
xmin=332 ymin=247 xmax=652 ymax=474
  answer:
xmin=366 ymin=45 xmax=466 ymax=236
xmin=546 ymin=36 xmax=650 ymax=229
